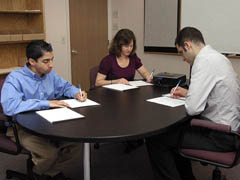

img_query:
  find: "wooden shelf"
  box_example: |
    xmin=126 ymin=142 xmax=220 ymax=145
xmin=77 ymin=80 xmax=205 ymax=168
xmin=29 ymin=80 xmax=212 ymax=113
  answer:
xmin=0 ymin=0 xmax=44 ymax=70
xmin=227 ymin=56 xmax=240 ymax=59
xmin=23 ymin=33 xmax=45 ymax=41
xmin=0 ymin=34 xmax=10 ymax=42
xmin=0 ymin=67 xmax=22 ymax=75
xmin=0 ymin=33 xmax=45 ymax=43
xmin=0 ymin=10 xmax=41 ymax=14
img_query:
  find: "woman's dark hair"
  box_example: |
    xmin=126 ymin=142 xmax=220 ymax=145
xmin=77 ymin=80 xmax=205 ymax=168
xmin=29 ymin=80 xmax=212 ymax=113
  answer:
xmin=109 ymin=29 xmax=136 ymax=57
xmin=26 ymin=40 xmax=53 ymax=62
xmin=175 ymin=27 xmax=205 ymax=49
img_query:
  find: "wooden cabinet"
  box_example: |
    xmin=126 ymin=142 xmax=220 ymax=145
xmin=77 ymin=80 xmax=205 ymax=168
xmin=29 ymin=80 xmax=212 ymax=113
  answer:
xmin=0 ymin=0 xmax=45 ymax=78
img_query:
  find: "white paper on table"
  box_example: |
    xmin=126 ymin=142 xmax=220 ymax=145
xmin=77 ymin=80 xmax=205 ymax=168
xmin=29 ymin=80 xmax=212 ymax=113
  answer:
xmin=61 ymin=99 xmax=100 ymax=108
xmin=102 ymin=84 xmax=139 ymax=91
xmin=146 ymin=96 xmax=185 ymax=107
xmin=36 ymin=107 xmax=84 ymax=123
xmin=129 ymin=80 xmax=153 ymax=87
xmin=162 ymin=93 xmax=186 ymax=101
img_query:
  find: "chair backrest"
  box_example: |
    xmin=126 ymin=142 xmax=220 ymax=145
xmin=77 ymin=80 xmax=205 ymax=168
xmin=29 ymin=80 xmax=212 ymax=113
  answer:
xmin=0 ymin=78 xmax=5 ymax=114
xmin=0 ymin=77 xmax=23 ymax=155
xmin=0 ymin=78 xmax=7 ymax=135
xmin=89 ymin=66 xmax=99 ymax=90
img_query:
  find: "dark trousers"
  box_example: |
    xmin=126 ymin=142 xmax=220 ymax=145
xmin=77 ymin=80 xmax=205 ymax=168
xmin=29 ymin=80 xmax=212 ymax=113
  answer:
xmin=145 ymin=122 xmax=235 ymax=180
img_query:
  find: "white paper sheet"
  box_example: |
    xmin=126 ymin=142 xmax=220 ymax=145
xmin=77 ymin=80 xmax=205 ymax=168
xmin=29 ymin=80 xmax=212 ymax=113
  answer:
xmin=147 ymin=97 xmax=185 ymax=107
xmin=61 ymin=99 xmax=100 ymax=108
xmin=129 ymin=80 xmax=153 ymax=87
xmin=102 ymin=84 xmax=139 ymax=91
xmin=162 ymin=93 xmax=186 ymax=101
xmin=36 ymin=107 xmax=84 ymax=123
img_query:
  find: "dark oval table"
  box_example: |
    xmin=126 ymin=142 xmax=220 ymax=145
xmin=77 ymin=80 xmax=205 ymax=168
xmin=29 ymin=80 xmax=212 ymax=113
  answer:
xmin=15 ymin=85 xmax=187 ymax=180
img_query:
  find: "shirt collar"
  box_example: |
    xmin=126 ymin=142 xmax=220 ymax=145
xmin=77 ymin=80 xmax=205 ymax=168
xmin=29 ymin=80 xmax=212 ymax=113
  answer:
xmin=23 ymin=63 xmax=47 ymax=80
xmin=196 ymin=45 xmax=211 ymax=57
xmin=193 ymin=45 xmax=211 ymax=65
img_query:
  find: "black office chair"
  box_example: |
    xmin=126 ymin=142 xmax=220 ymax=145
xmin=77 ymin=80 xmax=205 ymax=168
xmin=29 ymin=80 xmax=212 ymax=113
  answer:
xmin=0 ymin=78 xmax=34 ymax=180
xmin=179 ymin=118 xmax=240 ymax=180
xmin=89 ymin=65 xmax=99 ymax=90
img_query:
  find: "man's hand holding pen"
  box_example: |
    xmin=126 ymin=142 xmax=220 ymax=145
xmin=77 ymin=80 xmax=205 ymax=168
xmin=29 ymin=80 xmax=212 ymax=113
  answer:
xmin=76 ymin=91 xmax=87 ymax=102
xmin=170 ymin=86 xmax=188 ymax=99
xmin=77 ymin=84 xmax=87 ymax=102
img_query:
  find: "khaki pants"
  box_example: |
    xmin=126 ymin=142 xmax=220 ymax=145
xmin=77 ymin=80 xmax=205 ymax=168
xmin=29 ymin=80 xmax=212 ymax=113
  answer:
xmin=7 ymin=126 xmax=82 ymax=177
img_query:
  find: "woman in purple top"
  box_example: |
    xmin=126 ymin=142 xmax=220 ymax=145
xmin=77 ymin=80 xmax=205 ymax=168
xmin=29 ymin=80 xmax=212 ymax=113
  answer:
xmin=95 ymin=29 xmax=152 ymax=86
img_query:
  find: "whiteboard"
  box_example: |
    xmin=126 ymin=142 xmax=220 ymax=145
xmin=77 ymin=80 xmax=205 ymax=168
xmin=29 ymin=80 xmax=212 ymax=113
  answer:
xmin=144 ymin=0 xmax=240 ymax=54
xmin=144 ymin=0 xmax=179 ymax=50
xmin=181 ymin=0 xmax=240 ymax=54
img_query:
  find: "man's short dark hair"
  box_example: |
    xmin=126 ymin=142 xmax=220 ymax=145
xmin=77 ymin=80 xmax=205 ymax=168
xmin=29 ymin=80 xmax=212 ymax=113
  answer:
xmin=26 ymin=40 xmax=53 ymax=61
xmin=175 ymin=27 xmax=205 ymax=48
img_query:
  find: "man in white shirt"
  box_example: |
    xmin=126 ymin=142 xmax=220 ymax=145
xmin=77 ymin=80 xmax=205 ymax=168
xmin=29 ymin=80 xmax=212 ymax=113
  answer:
xmin=146 ymin=27 xmax=240 ymax=180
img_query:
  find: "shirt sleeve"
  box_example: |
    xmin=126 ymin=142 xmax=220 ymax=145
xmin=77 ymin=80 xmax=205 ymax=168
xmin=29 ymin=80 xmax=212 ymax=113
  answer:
xmin=98 ymin=55 xmax=112 ymax=75
xmin=134 ymin=55 xmax=143 ymax=69
xmin=52 ymin=71 xmax=79 ymax=99
xmin=1 ymin=74 xmax=49 ymax=116
xmin=185 ymin=57 xmax=217 ymax=116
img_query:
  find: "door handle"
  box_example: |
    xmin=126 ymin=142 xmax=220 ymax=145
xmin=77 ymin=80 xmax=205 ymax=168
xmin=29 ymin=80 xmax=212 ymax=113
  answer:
xmin=71 ymin=49 xmax=79 ymax=54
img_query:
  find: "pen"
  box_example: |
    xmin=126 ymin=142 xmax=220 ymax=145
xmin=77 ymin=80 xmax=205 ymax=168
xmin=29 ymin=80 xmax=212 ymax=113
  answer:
xmin=78 ymin=84 xmax=83 ymax=99
xmin=150 ymin=68 xmax=155 ymax=78
xmin=172 ymin=80 xmax=181 ymax=96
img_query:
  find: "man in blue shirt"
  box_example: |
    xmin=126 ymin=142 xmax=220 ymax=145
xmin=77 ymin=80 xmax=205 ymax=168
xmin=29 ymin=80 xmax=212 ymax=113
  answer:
xmin=1 ymin=40 xmax=87 ymax=180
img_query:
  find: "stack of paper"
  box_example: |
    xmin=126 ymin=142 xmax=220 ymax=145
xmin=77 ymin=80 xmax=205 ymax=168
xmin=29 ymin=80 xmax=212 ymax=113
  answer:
xmin=36 ymin=107 xmax=84 ymax=123
xmin=61 ymin=99 xmax=99 ymax=108
xmin=129 ymin=80 xmax=153 ymax=87
xmin=102 ymin=84 xmax=139 ymax=91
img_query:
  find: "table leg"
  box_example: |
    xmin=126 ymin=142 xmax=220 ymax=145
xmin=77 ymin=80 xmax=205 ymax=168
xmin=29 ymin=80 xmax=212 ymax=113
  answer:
xmin=83 ymin=142 xmax=90 ymax=180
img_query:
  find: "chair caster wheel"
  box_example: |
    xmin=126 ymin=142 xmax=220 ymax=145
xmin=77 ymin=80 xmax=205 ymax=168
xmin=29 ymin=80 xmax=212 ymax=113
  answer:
xmin=94 ymin=143 xmax=100 ymax=149
xmin=6 ymin=172 xmax=12 ymax=179
xmin=212 ymin=167 xmax=221 ymax=180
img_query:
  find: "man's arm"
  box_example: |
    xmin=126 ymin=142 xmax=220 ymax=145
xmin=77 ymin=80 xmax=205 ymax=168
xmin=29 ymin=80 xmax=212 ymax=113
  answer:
xmin=1 ymin=80 xmax=50 ymax=116
xmin=185 ymin=58 xmax=216 ymax=116
xmin=1 ymin=80 xmax=73 ymax=116
xmin=53 ymin=71 xmax=79 ymax=99
xmin=53 ymin=71 xmax=87 ymax=101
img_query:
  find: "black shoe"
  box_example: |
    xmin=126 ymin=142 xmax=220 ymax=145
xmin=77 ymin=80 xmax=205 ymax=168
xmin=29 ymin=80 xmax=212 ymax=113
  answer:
xmin=33 ymin=173 xmax=52 ymax=180
xmin=52 ymin=172 xmax=72 ymax=180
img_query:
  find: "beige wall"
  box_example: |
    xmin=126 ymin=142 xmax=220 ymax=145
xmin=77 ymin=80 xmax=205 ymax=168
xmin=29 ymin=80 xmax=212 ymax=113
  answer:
xmin=45 ymin=0 xmax=71 ymax=82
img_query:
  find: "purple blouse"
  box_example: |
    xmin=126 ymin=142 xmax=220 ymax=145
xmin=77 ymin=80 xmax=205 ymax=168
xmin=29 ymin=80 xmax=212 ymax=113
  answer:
xmin=98 ymin=54 xmax=143 ymax=81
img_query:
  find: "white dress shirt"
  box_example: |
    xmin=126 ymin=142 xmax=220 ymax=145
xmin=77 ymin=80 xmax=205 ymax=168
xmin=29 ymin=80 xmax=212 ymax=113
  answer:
xmin=185 ymin=45 xmax=240 ymax=131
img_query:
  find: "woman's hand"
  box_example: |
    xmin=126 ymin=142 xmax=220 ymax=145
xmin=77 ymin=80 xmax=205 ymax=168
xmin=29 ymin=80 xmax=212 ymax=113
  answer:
xmin=146 ymin=75 xmax=153 ymax=83
xmin=137 ymin=66 xmax=153 ymax=83
xmin=114 ymin=78 xmax=129 ymax=85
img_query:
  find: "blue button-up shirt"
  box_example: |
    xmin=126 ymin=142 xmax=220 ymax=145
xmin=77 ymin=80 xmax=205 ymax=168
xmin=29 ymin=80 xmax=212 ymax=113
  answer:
xmin=1 ymin=64 xmax=79 ymax=116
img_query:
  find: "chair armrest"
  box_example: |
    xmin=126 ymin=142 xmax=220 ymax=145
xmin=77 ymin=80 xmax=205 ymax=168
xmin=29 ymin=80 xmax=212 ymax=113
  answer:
xmin=0 ymin=113 xmax=8 ymax=134
xmin=191 ymin=119 xmax=231 ymax=133
xmin=0 ymin=113 xmax=8 ymax=121
xmin=0 ymin=113 xmax=23 ymax=154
